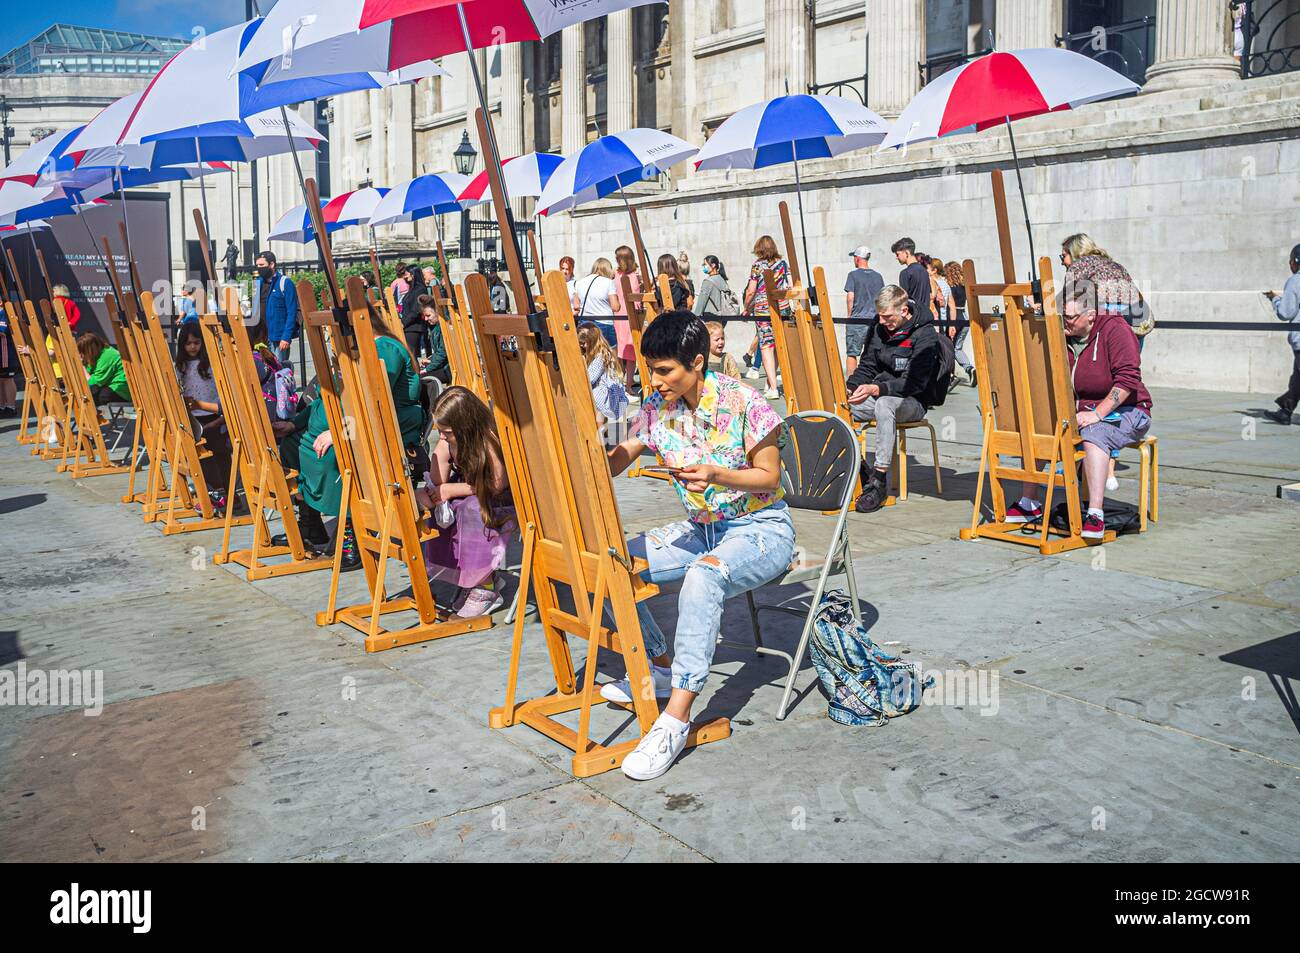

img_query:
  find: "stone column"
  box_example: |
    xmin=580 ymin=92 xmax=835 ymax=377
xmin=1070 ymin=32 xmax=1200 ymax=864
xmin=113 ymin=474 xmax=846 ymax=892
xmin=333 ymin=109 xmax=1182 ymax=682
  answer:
xmin=765 ymin=0 xmax=814 ymax=99
xmin=464 ymin=47 xmax=489 ymax=154
xmin=867 ymin=0 xmax=924 ymax=119
xmin=561 ymin=24 xmax=587 ymax=153
xmin=607 ymin=9 xmax=635 ymax=133
xmin=995 ymin=0 xmax=1063 ymax=51
xmin=1145 ymin=0 xmax=1238 ymax=90
xmin=388 ymin=86 xmax=416 ymax=244
xmin=499 ymin=43 xmax=527 ymax=216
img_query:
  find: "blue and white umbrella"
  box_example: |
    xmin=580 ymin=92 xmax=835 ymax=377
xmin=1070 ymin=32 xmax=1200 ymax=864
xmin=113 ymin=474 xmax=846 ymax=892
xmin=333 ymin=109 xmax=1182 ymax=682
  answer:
xmin=536 ymin=128 xmax=698 ymax=216
xmin=694 ymin=93 xmax=889 ymax=272
xmin=368 ymin=173 xmax=477 ymax=227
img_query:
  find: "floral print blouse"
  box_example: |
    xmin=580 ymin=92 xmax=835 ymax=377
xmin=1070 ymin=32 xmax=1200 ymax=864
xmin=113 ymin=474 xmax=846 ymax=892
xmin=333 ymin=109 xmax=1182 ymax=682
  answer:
xmin=632 ymin=370 xmax=786 ymax=524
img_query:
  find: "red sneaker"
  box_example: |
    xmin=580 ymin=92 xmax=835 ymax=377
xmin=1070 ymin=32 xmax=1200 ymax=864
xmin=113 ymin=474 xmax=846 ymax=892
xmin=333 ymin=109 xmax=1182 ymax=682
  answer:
xmin=1004 ymin=501 xmax=1042 ymax=524
xmin=1082 ymin=512 xmax=1105 ymax=540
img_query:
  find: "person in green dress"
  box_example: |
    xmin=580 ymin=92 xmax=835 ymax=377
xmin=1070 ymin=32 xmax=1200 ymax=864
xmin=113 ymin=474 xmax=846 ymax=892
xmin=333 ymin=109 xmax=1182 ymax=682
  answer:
xmin=274 ymin=302 xmax=427 ymax=568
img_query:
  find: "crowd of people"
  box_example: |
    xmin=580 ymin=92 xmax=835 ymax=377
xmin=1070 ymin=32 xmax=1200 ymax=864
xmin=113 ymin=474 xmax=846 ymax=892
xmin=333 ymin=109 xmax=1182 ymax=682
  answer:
xmin=11 ymin=223 xmax=1298 ymax=783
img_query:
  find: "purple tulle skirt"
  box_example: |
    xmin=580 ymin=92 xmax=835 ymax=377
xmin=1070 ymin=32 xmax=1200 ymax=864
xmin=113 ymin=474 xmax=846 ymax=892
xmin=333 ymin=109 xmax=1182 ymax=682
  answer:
xmin=423 ymin=494 xmax=515 ymax=590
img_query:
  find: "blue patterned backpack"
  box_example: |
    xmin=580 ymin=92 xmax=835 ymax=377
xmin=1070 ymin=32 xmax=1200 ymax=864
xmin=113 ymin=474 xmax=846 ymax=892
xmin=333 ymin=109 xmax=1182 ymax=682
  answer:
xmin=808 ymin=590 xmax=933 ymax=727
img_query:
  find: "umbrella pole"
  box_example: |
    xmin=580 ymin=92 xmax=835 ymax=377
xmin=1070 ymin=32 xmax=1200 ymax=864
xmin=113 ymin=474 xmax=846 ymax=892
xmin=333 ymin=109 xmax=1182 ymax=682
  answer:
xmin=25 ymin=222 xmax=53 ymax=300
xmin=792 ymin=152 xmax=813 ymax=287
xmin=272 ymin=108 xmax=313 ymax=383
xmin=115 ymin=166 xmax=139 ymax=299
xmin=455 ymin=3 xmax=531 ymax=312
xmin=76 ymin=209 xmax=122 ymax=312
xmin=194 ymin=138 xmax=214 ymax=296
xmin=1003 ymin=116 xmax=1039 ymax=286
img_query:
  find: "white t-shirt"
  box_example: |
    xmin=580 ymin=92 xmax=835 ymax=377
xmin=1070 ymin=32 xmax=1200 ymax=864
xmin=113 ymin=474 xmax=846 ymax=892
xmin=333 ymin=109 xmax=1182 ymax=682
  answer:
xmin=573 ymin=274 xmax=616 ymax=318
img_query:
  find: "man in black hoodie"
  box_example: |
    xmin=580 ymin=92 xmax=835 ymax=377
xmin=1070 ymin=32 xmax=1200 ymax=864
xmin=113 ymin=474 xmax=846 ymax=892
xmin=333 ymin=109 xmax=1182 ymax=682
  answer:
xmin=846 ymin=284 xmax=943 ymax=513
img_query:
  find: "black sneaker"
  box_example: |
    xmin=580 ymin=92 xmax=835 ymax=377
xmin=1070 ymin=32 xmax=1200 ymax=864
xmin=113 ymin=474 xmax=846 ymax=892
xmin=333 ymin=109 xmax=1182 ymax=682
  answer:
xmin=967 ymin=367 xmax=978 ymax=389
xmin=1265 ymin=407 xmax=1293 ymax=425
xmin=743 ymin=352 xmax=754 ymax=369
xmin=854 ymin=469 xmax=888 ymax=514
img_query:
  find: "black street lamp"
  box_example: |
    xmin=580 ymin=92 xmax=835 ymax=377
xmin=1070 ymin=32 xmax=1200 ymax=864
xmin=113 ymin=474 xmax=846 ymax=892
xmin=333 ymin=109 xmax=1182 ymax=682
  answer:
xmin=453 ymin=131 xmax=477 ymax=260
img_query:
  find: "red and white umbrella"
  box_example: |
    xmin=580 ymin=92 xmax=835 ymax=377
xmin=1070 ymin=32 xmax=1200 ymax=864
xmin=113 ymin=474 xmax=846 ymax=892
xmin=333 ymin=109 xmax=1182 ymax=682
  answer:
xmin=457 ymin=153 xmax=563 ymax=205
xmin=881 ymin=48 xmax=1138 ymax=279
xmin=322 ymin=187 xmax=390 ymax=231
xmin=236 ymin=1 xmax=665 ymax=304
xmin=880 ymin=48 xmax=1138 ymax=149
xmin=237 ymin=1 xmax=660 ymax=74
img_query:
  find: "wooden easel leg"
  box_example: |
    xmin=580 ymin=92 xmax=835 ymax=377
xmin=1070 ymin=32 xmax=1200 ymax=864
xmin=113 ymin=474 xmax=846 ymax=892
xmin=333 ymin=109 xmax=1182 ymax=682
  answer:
xmin=215 ymin=436 xmax=242 ymax=565
xmin=121 ymin=408 xmax=144 ymax=503
xmin=365 ymin=502 xmax=397 ymax=645
xmin=963 ymin=411 xmax=994 ymax=539
xmin=574 ymin=562 xmax=609 ymax=758
xmin=493 ymin=522 xmax=536 ymax=729
xmin=1039 ymin=424 xmax=1064 ymax=551
xmin=318 ymin=469 xmax=353 ymax=627
xmin=247 ymin=454 xmax=272 ymax=570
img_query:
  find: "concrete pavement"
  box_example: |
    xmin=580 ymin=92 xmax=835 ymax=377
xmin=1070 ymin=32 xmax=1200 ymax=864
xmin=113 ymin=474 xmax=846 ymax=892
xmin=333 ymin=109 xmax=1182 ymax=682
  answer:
xmin=0 ymin=383 xmax=1297 ymax=862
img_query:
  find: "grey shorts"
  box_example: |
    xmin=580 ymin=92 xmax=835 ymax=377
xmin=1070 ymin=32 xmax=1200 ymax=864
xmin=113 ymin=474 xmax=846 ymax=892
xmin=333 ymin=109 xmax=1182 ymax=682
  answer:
xmin=1080 ymin=406 xmax=1151 ymax=455
xmin=845 ymin=318 xmax=875 ymax=358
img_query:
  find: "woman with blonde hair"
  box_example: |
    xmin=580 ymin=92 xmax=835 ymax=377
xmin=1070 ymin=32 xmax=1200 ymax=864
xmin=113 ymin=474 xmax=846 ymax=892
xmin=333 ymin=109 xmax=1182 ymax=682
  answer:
xmin=742 ymin=234 xmax=789 ymax=399
xmin=571 ymin=256 xmax=620 ymax=348
xmin=612 ymin=245 xmax=643 ymax=391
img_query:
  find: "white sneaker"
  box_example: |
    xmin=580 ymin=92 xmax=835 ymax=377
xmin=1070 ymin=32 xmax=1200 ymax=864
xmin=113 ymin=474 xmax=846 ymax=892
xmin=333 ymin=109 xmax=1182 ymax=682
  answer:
xmin=600 ymin=664 xmax=672 ymax=704
xmin=1105 ymin=476 xmax=1119 ymax=492
xmin=744 ymin=367 xmax=762 ymax=380
xmin=763 ymin=387 xmax=779 ymax=400
xmin=621 ymin=712 xmax=690 ymax=781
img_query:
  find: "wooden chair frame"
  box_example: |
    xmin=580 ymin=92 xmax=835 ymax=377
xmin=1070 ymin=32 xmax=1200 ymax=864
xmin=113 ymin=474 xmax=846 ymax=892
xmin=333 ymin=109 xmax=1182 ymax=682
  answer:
xmin=958 ymin=169 xmax=1115 ymax=554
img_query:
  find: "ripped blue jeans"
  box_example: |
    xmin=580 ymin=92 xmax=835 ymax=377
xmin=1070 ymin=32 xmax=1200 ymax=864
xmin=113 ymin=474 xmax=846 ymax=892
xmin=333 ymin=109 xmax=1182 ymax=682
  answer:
xmin=626 ymin=502 xmax=796 ymax=693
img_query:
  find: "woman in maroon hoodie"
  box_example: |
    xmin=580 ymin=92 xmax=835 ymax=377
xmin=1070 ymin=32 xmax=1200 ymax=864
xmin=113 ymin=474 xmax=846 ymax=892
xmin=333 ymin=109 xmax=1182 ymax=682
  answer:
xmin=1005 ymin=280 xmax=1152 ymax=540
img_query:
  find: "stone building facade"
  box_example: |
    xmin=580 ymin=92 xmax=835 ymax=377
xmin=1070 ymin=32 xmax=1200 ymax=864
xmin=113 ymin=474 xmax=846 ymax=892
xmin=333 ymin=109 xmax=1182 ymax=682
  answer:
xmin=320 ymin=0 xmax=1300 ymax=394
xmin=4 ymin=3 xmax=1299 ymax=392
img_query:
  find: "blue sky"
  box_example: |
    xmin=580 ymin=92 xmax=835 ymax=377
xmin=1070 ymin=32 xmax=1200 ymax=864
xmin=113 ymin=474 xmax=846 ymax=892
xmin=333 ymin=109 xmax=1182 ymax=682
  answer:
xmin=1 ymin=1 xmax=248 ymax=54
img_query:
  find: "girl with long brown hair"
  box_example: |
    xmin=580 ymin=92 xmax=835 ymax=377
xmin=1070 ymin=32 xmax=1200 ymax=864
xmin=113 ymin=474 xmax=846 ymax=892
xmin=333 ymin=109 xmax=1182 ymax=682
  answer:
xmin=578 ymin=321 xmax=629 ymax=430
xmin=415 ymin=386 xmax=515 ymax=618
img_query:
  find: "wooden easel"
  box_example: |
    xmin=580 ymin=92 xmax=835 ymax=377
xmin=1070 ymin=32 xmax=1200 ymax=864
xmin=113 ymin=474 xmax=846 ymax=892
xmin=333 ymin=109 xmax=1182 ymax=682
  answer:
xmin=199 ymin=291 xmax=334 ymax=580
xmin=761 ymin=201 xmax=826 ymax=416
xmin=4 ymin=249 xmax=68 ymax=459
xmin=958 ymin=169 xmax=1114 ymax=554
xmin=0 ymin=263 xmax=55 ymax=451
xmin=465 ymin=108 xmax=728 ymax=776
xmin=29 ymin=248 xmax=129 ymax=478
xmin=0 ymin=263 xmax=47 ymax=447
xmin=472 ymin=269 xmax=731 ymax=777
xmin=110 ymin=228 xmax=250 ymax=536
xmin=295 ymin=178 xmax=494 ymax=652
xmin=429 ymin=240 xmax=489 ymax=401
xmin=99 ymin=235 xmax=171 ymax=511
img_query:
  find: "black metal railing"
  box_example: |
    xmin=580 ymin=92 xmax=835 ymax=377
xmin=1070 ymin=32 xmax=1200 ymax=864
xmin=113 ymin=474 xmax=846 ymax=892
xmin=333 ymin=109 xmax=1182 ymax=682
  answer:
xmin=809 ymin=75 xmax=867 ymax=105
xmin=1056 ymin=16 xmax=1157 ymax=87
xmin=920 ymin=48 xmax=993 ymax=86
xmin=1239 ymin=0 xmax=1300 ymax=78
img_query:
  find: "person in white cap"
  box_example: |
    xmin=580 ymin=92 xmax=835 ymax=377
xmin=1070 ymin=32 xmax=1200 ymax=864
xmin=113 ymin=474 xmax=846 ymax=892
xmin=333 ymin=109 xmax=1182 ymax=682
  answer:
xmin=843 ymin=244 xmax=884 ymax=376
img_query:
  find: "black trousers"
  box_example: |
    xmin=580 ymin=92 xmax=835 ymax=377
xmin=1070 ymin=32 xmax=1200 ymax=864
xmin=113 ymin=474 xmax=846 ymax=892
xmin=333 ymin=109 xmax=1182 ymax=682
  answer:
xmin=404 ymin=326 xmax=428 ymax=359
xmin=1278 ymin=349 xmax=1300 ymax=415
